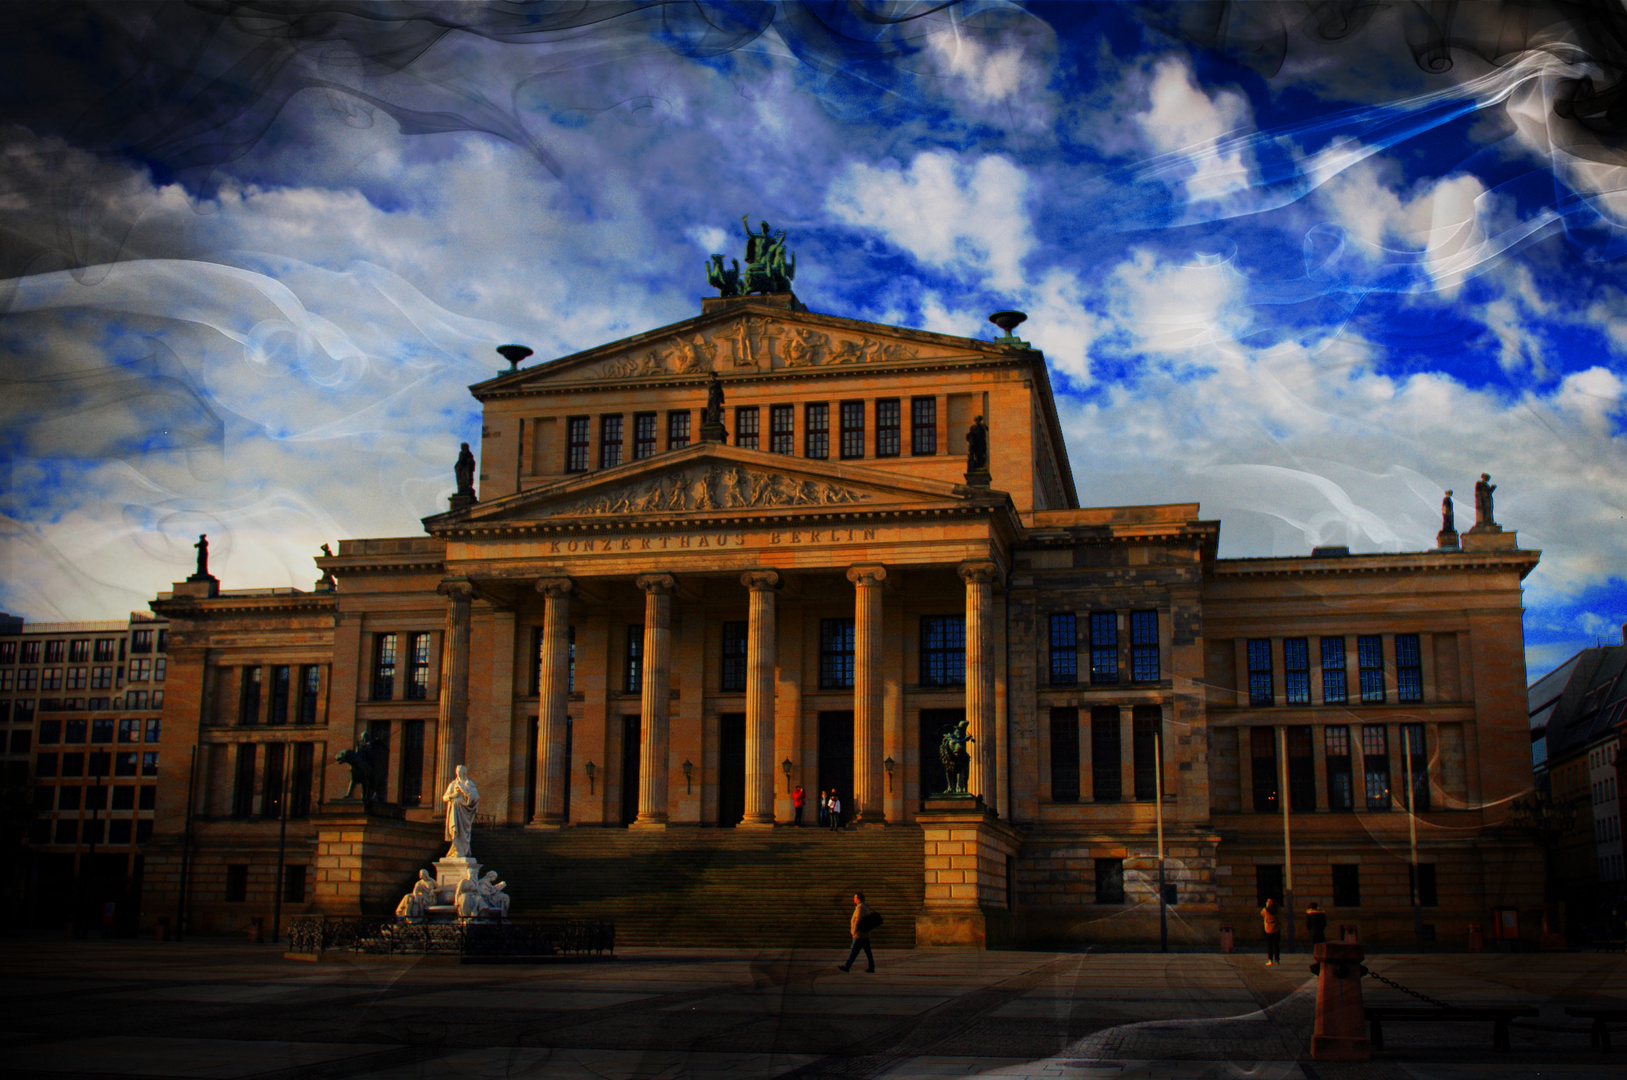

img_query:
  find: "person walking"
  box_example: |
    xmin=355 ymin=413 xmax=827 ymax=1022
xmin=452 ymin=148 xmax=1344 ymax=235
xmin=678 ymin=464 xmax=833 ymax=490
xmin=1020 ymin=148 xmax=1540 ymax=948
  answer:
xmin=838 ymin=891 xmax=876 ymax=972
xmin=1306 ymin=901 xmax=1327 ymax=946
xmin=1261 ymin=897 xmax=1281 ymax=966
xmin=817 ymin=790 xmax=828 ymax=829
xmin=828 ymin=790 xmax=843 ymax=831
xmin=793 ymin=785 xmax=805 ymax=827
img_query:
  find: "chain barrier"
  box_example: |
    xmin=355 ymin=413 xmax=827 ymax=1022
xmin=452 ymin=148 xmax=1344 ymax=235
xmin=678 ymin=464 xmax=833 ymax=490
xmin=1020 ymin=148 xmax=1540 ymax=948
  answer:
xmin=1360 ymin=965 xmax=1455 ymax=1010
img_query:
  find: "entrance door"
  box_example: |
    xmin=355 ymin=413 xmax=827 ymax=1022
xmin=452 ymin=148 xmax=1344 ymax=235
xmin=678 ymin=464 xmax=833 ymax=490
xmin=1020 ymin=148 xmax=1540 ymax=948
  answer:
xmin=919 ymin=708 xmax=964 ymax=798
xmin=717 ymin=712 xmax=746 ymax=826
xmin=620 ymin=715 xmax=641 ymax=826
xmin=818 ymin=710 xmax=854 ymax=814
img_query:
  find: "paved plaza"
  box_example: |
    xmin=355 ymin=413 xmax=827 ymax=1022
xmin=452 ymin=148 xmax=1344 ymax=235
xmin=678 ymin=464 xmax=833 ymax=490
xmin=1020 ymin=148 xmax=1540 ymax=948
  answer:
xmin=1 ymin=939 xmax=1623 ymax=1079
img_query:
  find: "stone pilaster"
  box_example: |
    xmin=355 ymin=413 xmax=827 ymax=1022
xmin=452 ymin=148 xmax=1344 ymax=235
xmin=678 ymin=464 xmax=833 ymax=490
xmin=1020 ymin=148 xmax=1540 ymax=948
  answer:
xmin=959 ymin=561 xmax=997 ymax=806
xmin=848 ymin=565 xmax=887 ymax=824
xmin=533 ymin=577 xmax=573 ymax=826
xmin=741 ymin=570 xmax=780 ymax=827
xmin=434 ymin=578 xmax=476 ymax=799
xmin=634 ymin=573 xmax=675 ymax=828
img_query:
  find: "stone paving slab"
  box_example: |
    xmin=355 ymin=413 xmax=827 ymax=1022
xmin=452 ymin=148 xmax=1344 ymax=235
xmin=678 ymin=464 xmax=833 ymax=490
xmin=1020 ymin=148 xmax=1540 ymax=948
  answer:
xmin=7 ymin=1035 xmax=393 ymax=1077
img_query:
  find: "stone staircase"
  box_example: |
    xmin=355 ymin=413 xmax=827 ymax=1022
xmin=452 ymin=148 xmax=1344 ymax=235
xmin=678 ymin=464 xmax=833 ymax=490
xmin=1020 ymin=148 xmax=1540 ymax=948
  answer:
xmin=474 ymin=823 xmax=925 ymax=948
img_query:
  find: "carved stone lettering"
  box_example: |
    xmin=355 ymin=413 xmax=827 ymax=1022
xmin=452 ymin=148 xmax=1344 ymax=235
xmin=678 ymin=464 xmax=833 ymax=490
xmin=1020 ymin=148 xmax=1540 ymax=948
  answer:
xmin=538 ymin=464 xmax=871 ymax=517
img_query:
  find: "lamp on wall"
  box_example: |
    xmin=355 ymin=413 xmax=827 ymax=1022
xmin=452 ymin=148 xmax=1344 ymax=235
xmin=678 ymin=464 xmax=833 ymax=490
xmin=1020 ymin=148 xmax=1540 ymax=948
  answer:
xmin=883 ymin=756 xmax=895 ymax=794
xmin=781 ymin=758 xmax=793 ymax=794
xmin=682 ymin=759 xmax=693 ymax=794
xmin=583 ymin=760 xmax=596 ymax=795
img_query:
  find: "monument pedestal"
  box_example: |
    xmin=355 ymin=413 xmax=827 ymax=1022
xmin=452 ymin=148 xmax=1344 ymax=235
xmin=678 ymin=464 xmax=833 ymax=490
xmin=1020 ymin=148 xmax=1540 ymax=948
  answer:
xmin=914 ymin=796 xmax=1020 ymax=948
xmin=309 ymin=804 xmax=441 ymax=918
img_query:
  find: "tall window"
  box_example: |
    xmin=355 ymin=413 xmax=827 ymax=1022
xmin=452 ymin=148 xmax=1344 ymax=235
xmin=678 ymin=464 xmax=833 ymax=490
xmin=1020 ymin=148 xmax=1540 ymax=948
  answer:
xmin=268 ymin=666 xmax=290 ymax=725
xmin=633 ymin=412 xmax=658 ymax=459
xmin=261 ymin=742 xmax=285 ymax=818
xmin=1401 ymin=723 xmax=1429 ymax=811
xmin=232 ymin=743 xmax=256 ymax=818
xmin=1247 ymin=639 xmax=1273 ymax=705
xmin=240 ymin=666 xmax=262 ymax=724
xmin=1095 ymin=857 xmax=1125 ymax=904
xmin=1131 ymin=611 xmax=1159 ymax=682
xmin=565 ymin=417 xmax=590 ymax=472
xmin=1089 ymin=612 xmax=1118 ymax=684
xmin=1284 ymin=639 xmax=1310 ymax=705
xmin=911 ymin=397 xmax=936 ymax=455
xmin=69 ymin=639 xmax=89 ymax=662
xmin=839 ymin=400 xmax=865 ymax=459
xmin=769 ymin=404 xmax=794 ymax=454
xmin=1091 ymin=707 xmax=1121 ymax=802
xmin=819 ymin=619 xmax=855 ymax=689
xmin=1326 ymin=725 xmax=1354 ymax=810
xmin=720 ymin=621 xmax=747 ymax=693
xmin=1332 ymin=864 xmax=1361 ymax=907
xmin=875 ymin=399 xmax=900 ymax=457
xmin=804 ymin=403 xmax=829 ymax=459
xmin=372 ymin=634 xmax=396 ymax=700
xmin=1286 ymin=725 xmax=1315 ymax=810
xmin=44 ymin=640 xmax=63 ymax=663
xmin=1251 ymin=726 xmax=1278 ymax=811
xmin=400 ymin=719 xmax=425 ymax=807
xmin=599 ymin=415 xmax=623 ymax=468
xmin=1396 ymin=634 xmax=1423 ymax=703
xmin=1362 ymin=724 xmax=1390 ymax=809
xmin=1049 ymin=707 xmax=1079 ymax=802
xmin=1322 ymin=638 xmax=1347 ymax=704
xmin=625 ymin=626 xmax=643 ymax=693
xmin=0 ymin=641 xmax=12 ymax=663
xmin=1133 ymin=705 xmax=1161 ymax=801
xmin=920 ymin=617 xmax=966 ymax=687
xmin=1358 ymin=635 xmax=1385 ymax=703
xmin=735 ymin=406 xmax=760 ymax=450
xmin=1048 ymin=613 xmax=1077 ymax=685
xmin=20 ymin=641 xmax=39 ymax=663
xmin=131 ymin=630 xmax=153 ymax=654
xmin=667 ymin=410 xmax=691 ymax=450
xmin=1410 ymin=863 xmax=1438 ymax=906
xmin=291 ymin=742 xmax=314 ymax=817
xmin=297 ymin=665 xmax=320 ymax=724
xmin=406 ymin=632 xmax=431 ymax=700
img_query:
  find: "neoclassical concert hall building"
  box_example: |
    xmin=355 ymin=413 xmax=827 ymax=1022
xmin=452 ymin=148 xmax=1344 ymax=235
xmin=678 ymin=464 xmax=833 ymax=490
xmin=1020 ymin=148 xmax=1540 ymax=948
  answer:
xmin=136 ymin=285 xmax=1545 ymax=947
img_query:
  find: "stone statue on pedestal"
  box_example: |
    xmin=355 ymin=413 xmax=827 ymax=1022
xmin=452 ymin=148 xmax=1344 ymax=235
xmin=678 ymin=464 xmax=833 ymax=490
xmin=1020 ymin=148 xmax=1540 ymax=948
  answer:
xmin=336 ymin=732 xmax=381 ymax=806
xmin=454 ymin=443 xmax=476 ymax=498
xmin=964 ymin=416 xmax=991 ymax=486
xmin=395 ymin=870 xmax=437 ymax=919
xmin=938 ymin=720 xmax=975 ymax=795
xmin=1473 ymin=473 xmax=1497 ymax=530
xmin=442 ymin=764 xmax=479 ymax=859
xmin=187 ymin=534 xmax=216 ymax=582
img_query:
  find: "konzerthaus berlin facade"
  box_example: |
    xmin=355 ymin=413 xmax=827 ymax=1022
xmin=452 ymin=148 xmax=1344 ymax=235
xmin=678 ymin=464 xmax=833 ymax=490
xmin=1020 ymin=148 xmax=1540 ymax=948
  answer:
xmin=138 ymin=287 xmax=1544 ymax=947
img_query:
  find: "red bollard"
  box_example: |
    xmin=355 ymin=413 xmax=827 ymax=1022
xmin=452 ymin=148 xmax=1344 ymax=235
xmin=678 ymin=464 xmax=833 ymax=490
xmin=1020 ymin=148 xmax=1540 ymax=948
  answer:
xmin=1467 ymin=923 xmax=1484 ymax=952
xmin=1311 ymin=941 xmax=1371 ymax=1061
xmin=1220 ymin=924 xmax=1234 ymax=954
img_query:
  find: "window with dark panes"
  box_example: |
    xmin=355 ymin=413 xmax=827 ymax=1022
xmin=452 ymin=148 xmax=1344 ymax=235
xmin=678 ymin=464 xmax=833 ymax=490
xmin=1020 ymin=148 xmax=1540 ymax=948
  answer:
xmin=1410 ymin=862 xmax=1437 ymax=906
xmin=225 ymin=864 xmax=248 ymax=903
xmin=1095 ymin=858 xmax=1125 ymax=904
xmin=372 ymin=635 xmax=396 ymax=701
xmin=400 ymin=719 xmax=424 ymax=807
xmin=94 ymin=639 xmax=116 ymax=662
xmin=54 ymin=820 xmax=78 ymax=845
xmin=87 ymin=784 xmax=108 ymax=810
xmin=875 ymin=399 xmax=900 ymax=457
xmin=406 ymin=633 xmax=431 ymax=700
xmin=804 ymin=403 xmax=829 ymax=458
xmin=69 ymin=640 xmax=89 ymax=662
xmin=720 ymin=621 xmax=747 ymax=693
xmin=90 ymin=666 xmax=113 ymax=690
xmin=667 ymin=410 xmax=691 ymax=450
xmin=65 ymin=719 xmax=86 ymax=743
xmin=1251 ymin=726 xmax=1278 ymax=811
xmin=154 ymin=657 xmax=165 ymax=681
xmin=20 ymin=641 xmax=39 ymax=663
xmin=1358 ymin=635 xmax=1384 ymax=703
xmin=1322 ymin=638 xmax=1347 ymax=703
xmin=135 ymin=820 xmax=152 ymax=843
xmin=9 ymin=730 xmax=29 ymax=754
xmin=40 ymin=668 xmax=60 ymax=691
xmin=1048 ymin=613 xmax=1077 ymax=685
xmin=130 ymin=659 xmax=150 ymax=682
xmin=44 ymin=640 xmax=63 ymax=663
xmin=156 ymin=629 xmax=168 ymax=652
xmin=1396 ymin=634 xmax=1423 ymax=703
xmin=769 ymin=404 xmax=794 ymax=454
xmin=61 ymin=751 xmax=84 ymax=777
xmin=112 ymin=785 xmax=135 ymax=810
xmin=144 ymin=718 xmax=160 ymax=742
xmin=118 ymin=718 xmax=138 ymax=743
xmin=140 ymin=784 xmax=156 ymax=810
xmin=920 ymin=617 xmax=966 ymax=687
xmin=1362 ymin=724 xmax=1390 ymax=809
xmin=599 ymin=415 xmax=623 ymax=468
xmin=1090 ymin=612 xmax=1118 ymax=684
xmin=1332 ymin=864 xmax=1361 ymax=906
xmin=113 ymin=750 xmax=136 ymax=777
xmin=1133 ymin=705 xmax=1161 ymax=801
xmin=1091 ymin=707 xmax=1121 ymax=802
xmin=232 ymin=744 xmax=256 ymax=818
xmin=16 ymin=669 xmax=35 ymax=691
xmin=297 ymin=665 xmax=320 ymax=724
xmin=911 ymin=397 xmax=936 ymax=455
xmin=839 ymin=401 xmax=865 ymax=459
xmin=734 ymin=406 xmax=759 ymax=449
xmin=626 ymin=625 xmax=644 ymax=693
xmin=284 ymin=864 xmax=308 ymax=903
xmin=0 ymin=640 xmax=14 ymax=664
xmin=268 ymin=665 xmax=290 ymax=724
xmin=59 ymin=785 xmax=81 ymax=810
xmin=91 ymin=717 xmax=113 ymax=743
xmin=1284 ymin=638 xmax=1310 ymax=705
xmin=131 ymin=629 xmax=152 ymax=654
xmin=32 ymin=785 xmax=52 ymax=811
xmin=1400 ymin=723 xmax=1429 ymax=811
xmin=66 ymin=667 xmax=86 ymax=691
xmin=632 ymin=412 xmax=657 ymax=459
xmin=1049 ymin=707 xmax=1079 ymax=802
xmin=1256 ymin=864 xmax=1283 ymax=905
xmin=819 ymin=619 xmax=855 ymax=690
xmin=1131 ymin=611 xmax=1159 ymax=681
xmin=141 ymin=750 xmax=158 ymax=776
xmin=39 ymin=720 xmax=60 ymax=744
xmin=0 ymin=669 xmax=10 ymax=690
xmin=565 ymin=416 xmax=590 ymax=472
xmin=1247 ymin=639 xmax=1273 ymax=705
xmin=1286 ymin=725 xmax=1315 ymax=810
xmin=292 ymin=742 xmax=314 ymax=817
xmin=35 ymin=752 xmax=58 ymax=778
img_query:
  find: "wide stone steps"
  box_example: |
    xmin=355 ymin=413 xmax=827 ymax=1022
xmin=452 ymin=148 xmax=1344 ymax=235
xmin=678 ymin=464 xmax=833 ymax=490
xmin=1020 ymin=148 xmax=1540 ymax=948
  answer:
xmin=475 ymin=824 xmax=926 ymax=948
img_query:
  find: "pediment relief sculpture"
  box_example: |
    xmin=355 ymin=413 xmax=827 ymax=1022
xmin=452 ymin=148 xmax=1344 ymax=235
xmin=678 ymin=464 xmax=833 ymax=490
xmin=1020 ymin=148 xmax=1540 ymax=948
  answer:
xmin=536 ymin=464 xmax=872 ymax=517
xmin=586 ymin=318 xmax=923 ymax=380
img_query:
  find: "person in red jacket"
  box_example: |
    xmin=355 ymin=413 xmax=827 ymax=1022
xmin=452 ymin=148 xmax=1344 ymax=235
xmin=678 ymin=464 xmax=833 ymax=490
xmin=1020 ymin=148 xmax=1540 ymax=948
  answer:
xmin=792 ymin=785 xmax=805 ymax=826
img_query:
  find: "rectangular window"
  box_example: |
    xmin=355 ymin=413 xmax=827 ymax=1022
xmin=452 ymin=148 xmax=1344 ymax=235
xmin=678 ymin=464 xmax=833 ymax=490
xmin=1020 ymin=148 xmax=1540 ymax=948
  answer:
xmin=372 ymin=635 xmax=396 ymax=701
xmin=1332 ymin=864 xmax=1361 ymax=907
xmin=875 ymin=399 xmax=900 ymax=457
xmin=1091 ymin=707 xmax=1121 ymax=802
xmin=565 ymin=417 xmax=590 ymax=472
xmin=225 ymin=864 xmax=249 ymax=903
xmin=1251 ymin=726 xmax=1279 ymax=812
xmin=599 ymin=415 xmax=623 ymax=468
xmin=1396 ymin=634 xmax=1423 ymax=703
xmin=400 ymin=719 xmax=424 ymax=807
xmin=240 ymin=666 xmax=263 ymax=723
xmin=154 ymin=657 xmax=166 ymax=682
xmin=44 ymin=640 xmax=63 ymax=663
xmin=68 ymin=640 xmax=89 ymax=662
xmin=406 ymin=633 xmax=431 ymax=700
xmin=769 ymin=404 xmax=794 ymax=454
xmin=1286 ymin=725 xmax=1315 ymax=811
xmin=60 ymin=785 xmax=82 ymax=811
xmin=144 ymin=718 xmax=160 ymax=743
xmin=129 ymin=659 xmax=151 ymax=682
xmin=268 ymin=665 xmax=290 ymax=725
xmin=232 ymin=744 xmax=256 ymax=818
xmin=112 ymin=785 xmax=135 ymax=811
xmin=839 ymin=401 xmax=865 ymax=459
xmin=734 ymin=406 xmax=760 ymax=450
xmin=291 ymin=742 xmax=314 ymax=818
xmin=1401 ymin=723 xmax=1429 ymax=812
xmin=667 ymin=410 xmax=691 ymax=450
xmin=0 ymin=670 xmax=9 ymax=690
xmin=131 ymin=629 xmax=153 ymax=655
xmin=118 ymin=718 xmax=139 ymax=743
xmin=261 ymin=742 xmax=285 ymax=818
xmin=632 ymin=412 xmax=657 ymax=459
xmin=1090 ymin=612 xmax=1119 ymax=684
xmin=17 ymin=669 xmax=35 ymax=691
xmin=141 ymin=750 xmax=159 ymax=776
xmin=1247 ymin=640 xmax=1273 ymax=706
xmin=626 ymin=626 xmax=643 ymax=693
xmin=1358 ymin=635 xmax=1385 ymax=703
xmin=297 ymin=665 xmax=320 ymax=724
xmin=1410 ymin=862 xmax=1437 ymax=907
xmin=1133 ymin=705 xmax=1161 ymax=801
xmin=919 ymin=617 xmax=966 ymax=688
xmin=40 ymin=668 xmax=61 ymax=691
xmin=90 ymin=666 xmax=113 ymax=690
xmin=1256 ymin=864 xmax=1284 ymax=906
xmin=0 ymin=640 xmax=14 ymax=663
xmin=804 ymin=403 xmax=829 ymax=459
xmin=1049 ymin=707 xmax=1079 ymax=802
xmin=1048 ymin=613 xmax=1078 ymax=685
xmin=719 ymin=621 xmax=748 ymax=693
xmin=1284 ymin=639 xmax=1310 ymax=705
xmin=55 ymin=819 xmax=78 ymax=845
xmin=20 ymin=641 xmax=40 ymax=664
xmin=284 ymin=864 xmax=308 ymax=904
xmin=1363 ymin=724 xmax=1390 ymax=809
xmin=140 ymin=784 xmax=157 ymax=810
xmin=1131 ymin=611 xmax=1159 ymax=682
xmin=66 ymin=667 xmax=86 ymax=690
xmin=65 ymin=718 xmax=86 ymax=743
xmin=1321 ymin=638 xmax=1347 ymax=704
xmin=156 ymin=629 xmax=168 ymax=652
xmin=61 ymin=751 xmax=84 ymax=777
xmin=1095 ymin=858 xmax=1125 ymax=904
xmin=819 ymin=619 xmax=855 ymax=690
xmin=40 ymin=719 xmax=60 ymax=744
xmin=911 ymin=397 xmax=937 ymax=455
xmin=36 ymin=753 xmax=58 ymax=778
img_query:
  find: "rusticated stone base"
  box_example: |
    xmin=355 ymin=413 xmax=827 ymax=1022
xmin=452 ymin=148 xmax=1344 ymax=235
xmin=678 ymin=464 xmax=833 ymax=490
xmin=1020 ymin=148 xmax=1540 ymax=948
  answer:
xmin=310 ymin=807 xmax=442 ymax=918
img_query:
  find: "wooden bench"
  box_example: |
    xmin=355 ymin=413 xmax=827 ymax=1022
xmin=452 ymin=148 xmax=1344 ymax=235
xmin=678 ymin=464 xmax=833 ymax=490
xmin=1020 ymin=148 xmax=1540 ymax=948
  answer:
xmin=1564 ymin=1006 xmax=1627 ymax=1051
xmin=1365 ymin=1006 xmax=1539 ymax=1051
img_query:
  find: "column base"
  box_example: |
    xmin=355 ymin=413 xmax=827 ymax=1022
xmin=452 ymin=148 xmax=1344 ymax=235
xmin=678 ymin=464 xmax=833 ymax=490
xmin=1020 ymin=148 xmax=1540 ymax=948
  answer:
xmin=851 ymin=811 xmax=888 ymax=826
xmin=736 ymin=819 xmax=776 ymax=830
xmin=525 ymin=819 xmax=567 ymax=830
xmin=628 ymin=818 xmax=668 ymax=830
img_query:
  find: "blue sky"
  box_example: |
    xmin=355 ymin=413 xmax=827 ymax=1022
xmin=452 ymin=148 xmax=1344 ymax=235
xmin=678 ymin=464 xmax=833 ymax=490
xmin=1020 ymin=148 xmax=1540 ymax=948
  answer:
xmin=0 ymin=1 xmax=1623 ymax=679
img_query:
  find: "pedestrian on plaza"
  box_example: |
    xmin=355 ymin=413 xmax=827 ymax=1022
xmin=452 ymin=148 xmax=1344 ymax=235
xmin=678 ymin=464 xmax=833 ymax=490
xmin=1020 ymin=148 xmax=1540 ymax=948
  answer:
xmin=793 ymin=785 xmax=805 ymax=827
xmin=1306 ymin=901 xmax=1327 ymax=946
xmin=838 ymin=891 xmax=877 ymax=972
xmin=1261 ymin=897 xmax=1281 ymax=966
xmin=828 ymin=790 xmax=843 ymax=831
xmin=817 ymin=790 xmax=828 ymax=828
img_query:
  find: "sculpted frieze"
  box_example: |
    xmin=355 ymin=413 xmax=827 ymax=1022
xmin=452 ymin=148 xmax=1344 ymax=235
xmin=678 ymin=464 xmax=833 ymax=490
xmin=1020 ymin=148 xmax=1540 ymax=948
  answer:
xmin=540 ymin=464 xmax=872 ymax=517
xmin=586 ymin=318 xmax=920 ymax=380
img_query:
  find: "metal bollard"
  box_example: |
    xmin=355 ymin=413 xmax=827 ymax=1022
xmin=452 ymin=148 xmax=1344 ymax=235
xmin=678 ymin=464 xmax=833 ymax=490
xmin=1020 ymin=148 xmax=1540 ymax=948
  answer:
xmin=1220 ymin=924 xmax=1234 ymax=954
xmin=1311 ymin=941 xmax=1371 ymax=1061
xmin=1467 ymin=923 xmax=1484 ymax=952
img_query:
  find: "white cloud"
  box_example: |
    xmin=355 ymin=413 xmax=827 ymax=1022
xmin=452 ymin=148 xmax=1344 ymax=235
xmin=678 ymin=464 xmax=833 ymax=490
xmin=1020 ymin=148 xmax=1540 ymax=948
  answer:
xmin=1135 ymin=56 xmax=1256 ymax=205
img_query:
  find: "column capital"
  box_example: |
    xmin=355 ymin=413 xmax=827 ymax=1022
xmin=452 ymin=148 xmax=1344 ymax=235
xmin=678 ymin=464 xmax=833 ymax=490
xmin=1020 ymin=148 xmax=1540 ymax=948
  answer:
xmin=534 ymin=576 xmax=574 ymax=599
xmin=846 ymin=564 xmax=888 ymax=587
xmin=437 ymin=577 xmax=479 ymax=601
xmin=740 ymin=569 xmax=781 ymax=592
xmin=956 ymin=560 xmax=1001 ymax=587
xmin=635 ymin=573 xmax=676 ymax=595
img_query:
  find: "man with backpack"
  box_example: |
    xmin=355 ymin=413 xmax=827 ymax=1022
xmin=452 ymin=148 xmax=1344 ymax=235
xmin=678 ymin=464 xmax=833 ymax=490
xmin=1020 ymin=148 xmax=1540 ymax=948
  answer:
xmin=839 ymin=891 xmax=880 ymax=972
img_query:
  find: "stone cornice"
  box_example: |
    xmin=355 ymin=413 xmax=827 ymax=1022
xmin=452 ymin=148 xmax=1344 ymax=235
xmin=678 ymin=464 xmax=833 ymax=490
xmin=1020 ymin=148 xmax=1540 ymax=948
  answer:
xmin=150 ymin=593 xmax=338 ymax=618
xmin=1213 ymin=548 xmax=1540 ymax=580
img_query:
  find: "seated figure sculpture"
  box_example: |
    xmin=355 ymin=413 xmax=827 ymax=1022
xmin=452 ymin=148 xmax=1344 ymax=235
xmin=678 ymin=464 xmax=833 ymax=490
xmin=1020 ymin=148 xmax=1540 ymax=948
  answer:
xmin=478 ymin=871 xmax=510 ymax=919
xmin=395 ymin=869 xmax=437 ymax=920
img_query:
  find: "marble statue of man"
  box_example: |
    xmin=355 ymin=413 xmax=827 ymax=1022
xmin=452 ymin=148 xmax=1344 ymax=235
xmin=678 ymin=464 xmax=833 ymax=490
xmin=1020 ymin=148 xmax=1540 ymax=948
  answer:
xmin=396 ymin=869 xmax=436 ymax=919
xmin=478 ymin=870 xmax=510 ymax=918
xmin=442 ymin=764 xmax=479 ymax=858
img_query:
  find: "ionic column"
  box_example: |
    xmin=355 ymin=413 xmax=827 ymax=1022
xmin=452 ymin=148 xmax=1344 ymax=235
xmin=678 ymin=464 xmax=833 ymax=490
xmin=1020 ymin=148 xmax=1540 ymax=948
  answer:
xmin=959 ymin=561 xmax=998 ymax=805
xmin=848 ymin=565 xmax=887 ymax=824
xmin=741 ymin=570 xmax=780 ymax=826
xmin=634 ymin=573 xmax=675 ymax=828
xmin=434 ymin=578 xmax=477 ymax=798
xmin=533 ymin=577 xmax=573 ymax=826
